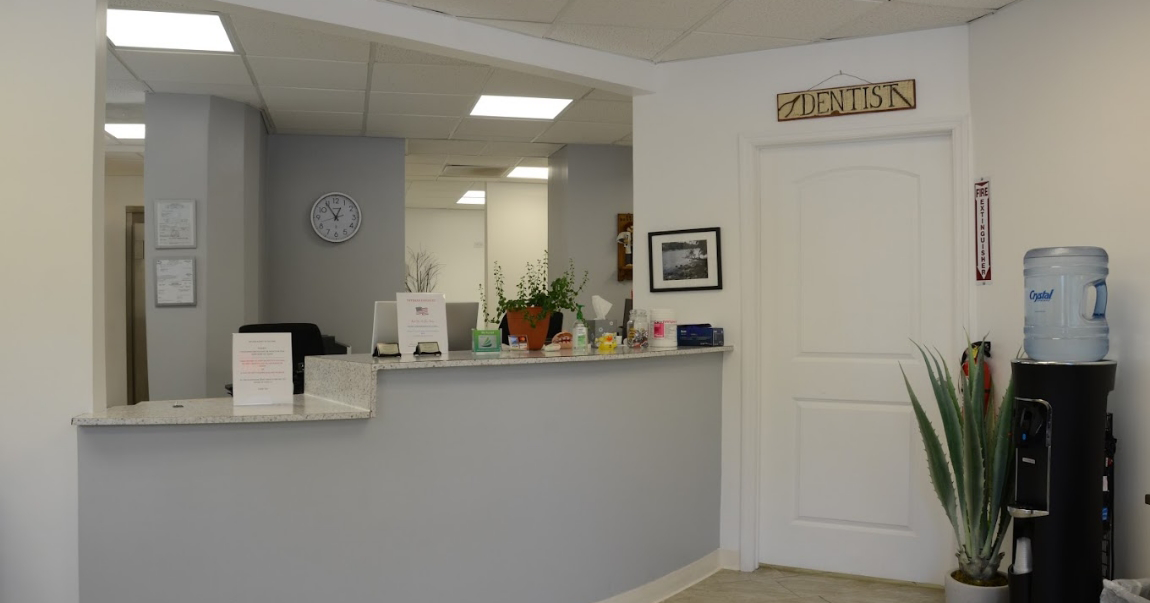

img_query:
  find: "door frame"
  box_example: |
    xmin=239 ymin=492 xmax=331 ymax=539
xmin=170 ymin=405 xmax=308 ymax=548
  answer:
xmin=125 ymin=206 xmax=145 ymax=405
xmin=735 ymin=118 xmax=976 ymax=571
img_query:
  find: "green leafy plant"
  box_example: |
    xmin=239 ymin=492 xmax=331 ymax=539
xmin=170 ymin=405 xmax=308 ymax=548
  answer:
xmin=900 ymin=340 xmax=1014 ymax=586
xmin=479 ymin=252 xmax=588 ymax=327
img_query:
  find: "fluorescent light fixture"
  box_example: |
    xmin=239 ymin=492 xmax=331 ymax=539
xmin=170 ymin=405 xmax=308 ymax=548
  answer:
xmin=471 ymin=95 xmax=572 ymax=120
xmin=457 ymin=190 xmax=486 ymax=205
xmin=105 ymin=123 xmax=146 ymax=140
xmin=107 ymin=9 xmax=234 ymax=52
xmin=507 ymin=167 xmax=549 ymax=180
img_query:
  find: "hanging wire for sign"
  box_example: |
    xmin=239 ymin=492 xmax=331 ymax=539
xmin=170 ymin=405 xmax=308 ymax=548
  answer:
xmin=806 ymin=71 xmax=874 ymax=90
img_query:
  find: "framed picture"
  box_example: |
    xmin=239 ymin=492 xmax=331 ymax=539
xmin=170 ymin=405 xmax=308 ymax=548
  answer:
xmin=154 ymin=257 xmax=196 ymax=307
xmin=648 ymin=227 xmax=723 ymax=292
xmin=616 ymin=213 xmax=634 ymax=282
xmin=154 ymin=199 xmax=196 ymax=249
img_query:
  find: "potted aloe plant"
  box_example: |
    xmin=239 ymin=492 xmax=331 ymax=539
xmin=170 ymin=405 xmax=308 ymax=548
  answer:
xmin=480 ymin=253 xmax=587 ymax=351
xmin=901 ymin=341 xmax=1014 ymax=603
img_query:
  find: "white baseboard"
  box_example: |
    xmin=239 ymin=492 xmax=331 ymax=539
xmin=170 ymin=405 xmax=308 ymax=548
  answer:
xmin=593 ymin=549 xmax=738 ymax=603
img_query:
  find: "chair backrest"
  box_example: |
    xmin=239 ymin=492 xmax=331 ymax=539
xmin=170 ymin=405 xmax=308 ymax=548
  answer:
xmin=238 ymin=323 xmax=325 ymax=394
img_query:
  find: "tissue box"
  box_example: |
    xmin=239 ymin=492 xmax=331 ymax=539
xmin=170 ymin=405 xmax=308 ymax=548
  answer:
xmin=586 ymin=319 xmax=617 ymax=340
xmin=677 ymin=324 xmax=724 ymax=347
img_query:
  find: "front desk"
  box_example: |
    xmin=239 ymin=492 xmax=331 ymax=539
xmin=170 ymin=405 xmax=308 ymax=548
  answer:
xmin=75 ymin=346 xmax=731 ymax=603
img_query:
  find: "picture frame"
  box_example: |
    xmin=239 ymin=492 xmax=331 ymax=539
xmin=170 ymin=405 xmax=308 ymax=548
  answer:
xmin=648 ymin=227 xmax=723 ymax=292
xmin=154 ymin=199 xmax=197 ymax=249
xmin=154 ymin=257 xmax=196 ymax=307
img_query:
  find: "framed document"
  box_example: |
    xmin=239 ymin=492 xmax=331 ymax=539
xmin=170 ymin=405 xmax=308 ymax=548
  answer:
xmin=232 ymin=333 xmax=293 ymax=406
xmin=155 ymin=199 xmax=196 ymax=249
xmin=396 ymin=293 xmax=448 ymax=355
xmin=155 ymin=257 xmax=196 ymax=306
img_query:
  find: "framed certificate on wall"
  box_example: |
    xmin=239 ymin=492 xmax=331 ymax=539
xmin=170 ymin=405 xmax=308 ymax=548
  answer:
xmin=155 ymin=257 xmax=196 ymax=307
xmin=155 ymin=199 xmax=196 ymax=249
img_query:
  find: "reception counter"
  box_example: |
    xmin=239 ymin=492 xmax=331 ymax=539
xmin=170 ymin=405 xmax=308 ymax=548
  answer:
xmin=76 ymin=346 xmax=730 ymax=603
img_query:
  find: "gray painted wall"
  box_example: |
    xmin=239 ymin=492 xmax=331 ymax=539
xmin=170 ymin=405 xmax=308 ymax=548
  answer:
xmin=548 ymin=145 xmax=633 ymax=327
xmin=263 ymin=135 xmax=405 ymax=352
xmin=78 ymin=355 xmax=722 ymax=603
xmin=144 ymin=94 xmax=264 ymax=400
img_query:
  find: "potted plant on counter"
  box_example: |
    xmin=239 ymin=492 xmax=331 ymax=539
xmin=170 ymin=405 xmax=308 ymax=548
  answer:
xmin=900 ymin=341 xmax=1014 ymax=603
xmin=481 ymin=253 xmax=588 ymax=351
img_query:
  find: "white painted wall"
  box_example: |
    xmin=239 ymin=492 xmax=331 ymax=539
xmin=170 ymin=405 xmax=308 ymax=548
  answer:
xmin=405 ymin=208 xmax=486 ymax=308
xmin=633 ymin=26 xmax=972 ymax=558
xmin=970 ymin=0 xmax=1150 ymax=577
xmin=485 ymin=182 xmax=548 ymax=324
xmin=548 ymin=145 xmax=634 ymax=329
xmin=0 ymin=0 xmax=103 ymax=600
xmin=104 ymin=174 xmax=144 ymax=407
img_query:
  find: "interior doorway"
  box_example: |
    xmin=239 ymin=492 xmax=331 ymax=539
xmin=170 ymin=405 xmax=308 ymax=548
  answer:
xmin=744 ymin=126 xmax=970 ymax=584
xmin=125 ymin=206 xmax=149 ymax=404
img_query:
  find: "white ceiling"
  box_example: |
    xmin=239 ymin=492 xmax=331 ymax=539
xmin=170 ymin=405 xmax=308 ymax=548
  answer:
xmin=388 ymin=0 xmax=1015 ymax=62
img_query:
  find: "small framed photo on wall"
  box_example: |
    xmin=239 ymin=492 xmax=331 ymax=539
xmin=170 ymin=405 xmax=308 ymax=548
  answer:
xmin=648 ymin=227 xmax=723 ymax=292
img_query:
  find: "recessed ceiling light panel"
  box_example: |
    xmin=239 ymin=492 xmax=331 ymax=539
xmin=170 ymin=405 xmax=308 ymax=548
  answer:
xmin=471 ymin=96 xmax=572 ymax=120
xmin=105 ymin=123 xmax=146 ymax=140
xmin=107 ymin=9 xmax=234 ymax=52
xmin=507 ymin=167 xmax=549 ymax=180
xmin=457 ymin=190 xmax=486 ymax=205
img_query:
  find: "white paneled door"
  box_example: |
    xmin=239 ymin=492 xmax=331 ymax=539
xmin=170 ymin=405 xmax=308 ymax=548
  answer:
xmin=757 ymin=134 xmax=956 ymax=583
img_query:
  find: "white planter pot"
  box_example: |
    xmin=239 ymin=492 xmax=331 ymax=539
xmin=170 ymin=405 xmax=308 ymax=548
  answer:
xmin=945 ymin=572 xmax=1009 ymax=603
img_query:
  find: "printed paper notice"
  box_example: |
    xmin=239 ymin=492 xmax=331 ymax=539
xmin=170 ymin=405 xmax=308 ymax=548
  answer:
xmin=155 ymin=200 xmax=196 ymax=248
xmin=155 ymin=258 xmax=195 ymax=306
xmin=232 ymin=333 xmax=293 ymax=405
xmin=396 ymin=293 xmax=448 ymax=355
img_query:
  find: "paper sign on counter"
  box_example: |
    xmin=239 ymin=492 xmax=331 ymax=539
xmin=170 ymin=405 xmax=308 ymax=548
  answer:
xmin=232 ymin=333 xmax=293 ymax=405
xmin=396 ymin=293 xmax=448 ymax=355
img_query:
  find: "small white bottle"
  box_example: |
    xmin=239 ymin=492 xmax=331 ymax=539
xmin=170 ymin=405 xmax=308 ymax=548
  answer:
xmin=574 ymin=321 xmax=589 ymax=351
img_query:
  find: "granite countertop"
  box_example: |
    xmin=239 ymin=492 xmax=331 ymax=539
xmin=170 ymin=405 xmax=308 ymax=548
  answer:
xmin=73 ymin=346 xmax=732 ymax=427
xmin=316 ymin=345 xmax=734 ymax=372
xmin=72 ymin=395 xmax=370 ymax=426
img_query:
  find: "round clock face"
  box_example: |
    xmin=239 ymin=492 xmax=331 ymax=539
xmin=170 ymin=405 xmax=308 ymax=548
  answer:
xmin=310 ymin=192 xmax=361 ymax=243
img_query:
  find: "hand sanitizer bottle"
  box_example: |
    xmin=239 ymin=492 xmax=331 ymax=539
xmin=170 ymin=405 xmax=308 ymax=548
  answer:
xmin=573 ymin=304 xmax=589 ymax=351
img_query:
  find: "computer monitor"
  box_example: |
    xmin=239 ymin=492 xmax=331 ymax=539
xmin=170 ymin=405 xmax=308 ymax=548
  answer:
xmin=370 ymin=300 xmax=480 ymax=353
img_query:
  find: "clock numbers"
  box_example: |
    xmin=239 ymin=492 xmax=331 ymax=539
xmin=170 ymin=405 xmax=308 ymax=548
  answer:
xmin=310 ymin=193 xmax=362 ymax=243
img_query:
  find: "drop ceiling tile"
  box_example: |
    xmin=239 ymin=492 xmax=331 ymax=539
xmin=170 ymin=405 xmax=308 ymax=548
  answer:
xmin=148 ymin=82 xmax=262 ymax=106
xmin=827 ymin=2 xmax=990 ymax=39
xmin=107 ymin=53 xmax=138 ymax=81
xmin=272 ymin=110 xmax=363 ymax=130
xmin=406 ymin=0 xmax=568 ymax=22
xmin=105 ymin=103 xmax=146 ymax=122
xmin=481 ymin=141 xmax=563 ymax=157
xmin=262 ymin=87 xmax=366 ymax=113
xmin=374 ymin=44 xmax=485 ymax=66
xmin=447 ymin=155 xmax=518 ymax=168
xmin=406 ymin=154 xmax=448 ymax=165
xmin=119 ymin=50 xmax=252 ymax=85
xmin=462 ymin=18 xmax=552 ymax=37
xmin=230 ymin=15 xmax=371 ymax=62
xmin=559 ymin=0 xmax=726 ymax=30
xmin=369 ymin=92 xmax=477 ymax=116
xmin=408 ymin=180 xmax=478 ymax=197
xmin=108 ymin=0 xmax=205 ymax=10
xmin=365 ymin=114 xmax=460 ymax=138
xmin=516 ymin=157 xmax=549 ymax=167
xmin=105 ymin=79 xmax=149 ymax=103
xmin=481 ymin=69 xmax=592 ymax=99
xmin=699 ymin=0 xmax=874 ymax=39
xmin=275 ymin=128 xmax=363 ymax=137
xmin=557 ymin=99 xmax=631 ymax=124
xmin=370 ymin=64 xmax=491 ymax=95
xmin=453 ymin=117 xmax=551 ymax=141
xmin=536 ymin=121 xmax=632 ymax=144
xmin=902 ymin=0 xmax=1011 ymax=8
xmin=659 ymin=32 xmax=808 ymax=62
xmin=248 ymin=56 xmax=368 ymax=91
xmin=546 ymin=24 xmax=682 ymax=60
xmin=406 ymin=163 xmax=444 ymax=177
xmin=407 ymin=139 xmax=488 ymax=155
xmin=585 ymin=89 xmax=632 ymax=101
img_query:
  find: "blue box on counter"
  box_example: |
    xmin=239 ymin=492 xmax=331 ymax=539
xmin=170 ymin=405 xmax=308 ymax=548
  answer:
xmin=676 ymin=324 xmax=724 ymax=347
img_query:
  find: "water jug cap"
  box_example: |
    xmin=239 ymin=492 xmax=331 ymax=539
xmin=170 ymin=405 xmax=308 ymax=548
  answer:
xmin=1024 ymin=246 xmax=1108 ymax=260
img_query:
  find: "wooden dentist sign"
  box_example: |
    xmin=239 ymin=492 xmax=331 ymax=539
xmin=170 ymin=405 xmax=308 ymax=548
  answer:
xmin=778 ymin=79 xmax=916 ymax=121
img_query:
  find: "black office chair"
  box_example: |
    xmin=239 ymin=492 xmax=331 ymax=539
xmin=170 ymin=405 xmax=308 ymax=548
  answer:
xmin=498 ymin=312 xmax=564 ymax=345
xmin=228 ymin=323 xmax=326 ymax=395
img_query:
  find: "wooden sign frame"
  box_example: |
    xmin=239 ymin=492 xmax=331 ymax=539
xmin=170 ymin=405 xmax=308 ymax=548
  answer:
xmin=777 ymin=79 xmax=916 ymax=122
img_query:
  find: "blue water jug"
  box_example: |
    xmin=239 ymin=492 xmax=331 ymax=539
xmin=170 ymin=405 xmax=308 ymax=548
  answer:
xmin=1023 ymin=247 xmax=1109 ymax=362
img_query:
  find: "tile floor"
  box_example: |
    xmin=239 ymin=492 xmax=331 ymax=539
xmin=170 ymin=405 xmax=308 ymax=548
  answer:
xmin=667 ymin=566 xmax=945 ymax=603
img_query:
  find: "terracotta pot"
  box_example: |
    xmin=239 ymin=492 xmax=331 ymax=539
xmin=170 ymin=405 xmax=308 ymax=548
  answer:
xmin=945 ymin=571 xmax=1009 ymax=603
xmin=505 ymin=308 xmax=551 ymax=351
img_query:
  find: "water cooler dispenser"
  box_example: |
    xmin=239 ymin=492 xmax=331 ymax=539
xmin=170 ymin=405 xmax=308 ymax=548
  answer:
xmin=1008 ymin=359 xmax=1116 ymax=603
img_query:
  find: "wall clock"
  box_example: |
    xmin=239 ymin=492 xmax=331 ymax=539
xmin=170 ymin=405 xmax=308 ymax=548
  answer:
xmin=310 ymin=192 xmax=361 ymax=243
